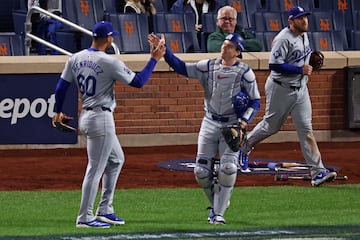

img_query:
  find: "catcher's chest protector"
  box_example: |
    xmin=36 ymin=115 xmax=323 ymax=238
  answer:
xmin=206 ymin=59 xmax=247 ymax=115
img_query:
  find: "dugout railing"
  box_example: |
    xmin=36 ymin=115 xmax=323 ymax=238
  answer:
xmin=24 ymin=6 xmax=120 ymax=56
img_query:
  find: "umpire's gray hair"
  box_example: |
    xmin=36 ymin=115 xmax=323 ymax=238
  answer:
xmin=217 ymin=5 xmax=237 ymax=19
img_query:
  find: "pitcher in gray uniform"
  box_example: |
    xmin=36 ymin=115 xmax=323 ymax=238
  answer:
xmin=240 ymin=6 xmax=337 ymax=187
xmin=149 ymin=33 xmax=260 ymax=224
xmin=53 ymin=21 xmax=165 ymax=228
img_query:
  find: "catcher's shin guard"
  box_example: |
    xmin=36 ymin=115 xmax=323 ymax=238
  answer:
xmin=213 ymin=161 xmax=237 ymax=216
xmin=194 ymin=158 xmax=215 ymax=205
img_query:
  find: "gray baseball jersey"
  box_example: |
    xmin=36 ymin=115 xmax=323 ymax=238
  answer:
xmin=61 ymin=49 xmax=135 ymax=111
xmin=269 ymin=27 xmax=312 ymax=86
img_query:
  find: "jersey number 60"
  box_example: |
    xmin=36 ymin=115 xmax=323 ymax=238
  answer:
xmin=77 ymin=74 xmax=96 ymax=96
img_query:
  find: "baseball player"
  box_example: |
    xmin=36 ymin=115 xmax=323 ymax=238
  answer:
xmin=149 ymin=33 xmax=260 ymax=224
xmin=52 ymin=21 xmax=165 ymax=228
xmin=240 ymin=6 xmax=337 ymax=187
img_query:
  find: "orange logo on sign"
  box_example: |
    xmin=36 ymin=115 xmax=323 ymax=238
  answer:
xmin=171 ymin=20 xmax=182 ymax=32
xmin=319 ymin=37 xmax=329 ymax=51
xmin=169 ymin=39 xmax=180 ymax=53
xmin=269 ymin=19 xmax=280 ymax=31
xmin=337 ymin=0 xmax=348 ymax=11
xmin=80 ymin=0 xmax=90 ymax=16
xmin=125 ymin=21 xmax=134 ymax=35
xmin=232 ymin=0 xmax=242 ymax=12
xmin=319 ymin=18 xmax=331 ymax=31
xmin=0 ymin=43 xmax=8 ymax=56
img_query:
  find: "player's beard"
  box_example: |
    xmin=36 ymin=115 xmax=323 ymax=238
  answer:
xmin=293 ymin=21 xmax=309 ymax=33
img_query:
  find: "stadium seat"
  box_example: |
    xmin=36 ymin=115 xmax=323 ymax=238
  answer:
xmin=263 ymin=12 xmax=284 ymax=32
xmin=254 ymin=32 xmax=266 ymax=51
xmin=265 ymin=0 xmax=296 ymax=12
xmin=56 ymin=31 xmax=78 ymax=53
xmin=162 ymin=32 xmax=200 ymax=53
xmin=153 ymin=0 xmax=167 ymax=13
xmin=0 ymin=33 xmax=24 ymax=56
xmin=244 ymin=0 xmax=265 ymax=29
xmin=115 ymin=14 xmax=149 ymax=53
xmin=263 ymin=31 xmax=277 ymax=52
xmin=12 ymin=10 xmax=27 ymax=35
xmin=351 ymin=30 xmax=360 ymax=50
xmin=201 ymin=13 xmax=217 ymax=33
xmin=311 ymin=11 xmax=334 ymax=31
xmin=153 ymin=13 xmax=200 ymax=52
xmin=311 ymin=31 xmax=334 ymax=51
xmin=297 ymin=0 xmax=315 ymax=10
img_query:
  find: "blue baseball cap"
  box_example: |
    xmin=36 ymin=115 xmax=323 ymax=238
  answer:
xmin=92 ymin=21 xmax=119 ymax=38
xmin=225 ymin=33 xmax=246 ymax=58
xmin=288 ymin=6 xmax=311 ymax=20
xmin=225 ymin=33 xmax=245 ymax=52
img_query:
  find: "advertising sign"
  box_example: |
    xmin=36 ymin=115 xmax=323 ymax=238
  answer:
xmin=0 ymin=74 xmax=78 ymax=144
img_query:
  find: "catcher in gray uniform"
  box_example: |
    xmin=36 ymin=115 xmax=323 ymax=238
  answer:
xmin=149 ymin=33 xmax=260 ymax=224
xmin=240 ymin=6 xmax=337 ymax=187
xmin=52 ymin=21 xmax=165 ymax=228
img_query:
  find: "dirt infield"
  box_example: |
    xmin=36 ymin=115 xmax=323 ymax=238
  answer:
xmin=0 ymin=142 xmax=359 ymax=191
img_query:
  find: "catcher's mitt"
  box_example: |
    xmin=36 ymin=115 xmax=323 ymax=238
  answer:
xmin=221 ymin=125 xmax=246 ymax=152
xmin=309 ymin=50 xmax=324 ymax=71
xmin=52 ymin=113 xmax=77 ymax=133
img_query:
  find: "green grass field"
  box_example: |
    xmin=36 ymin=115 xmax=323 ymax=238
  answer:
xmin=0 ymin=184 xmax=359 ymax=239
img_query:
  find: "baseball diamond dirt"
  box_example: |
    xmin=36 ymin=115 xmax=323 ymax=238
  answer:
xmin=0 ymin=142 xmax=359 ymax=191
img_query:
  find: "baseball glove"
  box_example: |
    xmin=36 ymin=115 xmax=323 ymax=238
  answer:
xmin=309 ymin=50 xmax=324 ymax=71
xmin=221 ymin=125 xmax=246 ymax=152
xmin=52 ymin=113 xmax=77 ymax=133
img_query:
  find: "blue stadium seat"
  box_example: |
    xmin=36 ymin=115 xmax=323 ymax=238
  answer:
xmin=254 ymin=12 xmax=266 ymax=32
xmin=153 ymin=13 xmax=200 ymax=52
xmin=297 ymin=0 xmax=315 ymax=10
xmin=102 ymin=0 xmax=117 ymax=14
xmin=263 ymin=31 xmax=277 ymax=52
xmin=311 ymin=11 xmax=334 ymax=31
xmin=254 ymin=32 xmax=265 ymax=51
xmin=351 ymin=30 xmax=360 ymax=50
xmin=116 ymin=14 xmax=148 ymax=53
xmin=201 ymin=13 xmax=217 ymax=33
xmin=56 ymin=31 xmax=78 ymax=53
xmin=0 ymin=33 xmax=24 ymax=56
xmin=311 ymin=31 xmax=334 ymax=51
xmin=244 ymin=0 xmax=265 ymax=29
xmin=153 ymin=0 xmax=167 ymax=13
xmin=12 ymin=10 xmax=27 ymax=35
xmin=265 ymin=0 xmax=296 ymax=12
xmin=162 ymin=32 xmax=200 ymax=53
xmin=262 ymin=12 xmax=284 ymax=32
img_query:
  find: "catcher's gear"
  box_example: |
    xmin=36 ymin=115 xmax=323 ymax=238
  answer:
xmin=221 ymin=125 xmax=246 ymax=152
xmin=233 ymin=91 xmax=249 ymax=118
xmin=52 ymin=113 xmax=77 ymax=132
xmin=309 ymin=50 xmax=324 ymax=71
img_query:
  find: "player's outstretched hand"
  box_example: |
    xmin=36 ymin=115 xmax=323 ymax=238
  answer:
xmin=149 ymin=33 xmax=165 ymax=61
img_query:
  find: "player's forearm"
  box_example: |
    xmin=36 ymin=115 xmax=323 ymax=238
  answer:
xmin=129 ymin=58 xmax=157 ymax=88
xmin=54 ymin=78 xmax=70 ymax=113
xmin=164 ymin=47 xmax=188 ymax=76
xmin=269 ymin=63 xmax=302 ymax=74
